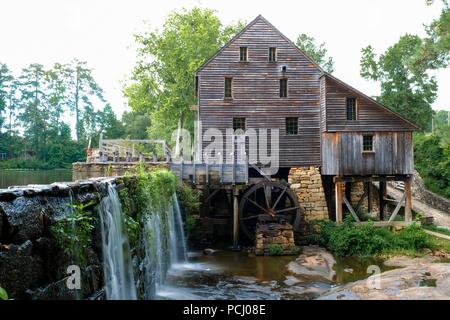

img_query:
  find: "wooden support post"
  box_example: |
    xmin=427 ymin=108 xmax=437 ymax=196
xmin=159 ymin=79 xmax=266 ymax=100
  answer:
xmin=367 ymin=182 xmax=373 ymax=213
xmin=335 ymin=181 xmax=343 ymax=224
xmin=405 ymin=177 xmax=412 ymax=223
xmin=379 ymin=181 xmax=386 ymax=221
xmin=232 ymin=187 xmax=240 ymax=250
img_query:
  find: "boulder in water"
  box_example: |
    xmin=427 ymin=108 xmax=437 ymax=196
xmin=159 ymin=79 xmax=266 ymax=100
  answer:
xmin=287 ymin=246 xmax=336 ymax=281
xmin=203 ymin=248 xmax=218 ymax=255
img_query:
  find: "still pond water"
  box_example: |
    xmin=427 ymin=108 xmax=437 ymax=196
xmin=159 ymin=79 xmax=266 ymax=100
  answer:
xmin=0 ymin=169 xmax=73 ymax=188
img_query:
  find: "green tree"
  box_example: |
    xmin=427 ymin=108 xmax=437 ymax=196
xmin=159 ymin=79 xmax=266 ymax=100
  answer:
xmin=97 ymin=103 xmax=124 ymax=139
xmin=295 ymin=34 xmax=335 ymax=73
xmin=18 ymin=63 xmax=49 ymax=159
xmin=121 ymin=109 xmax=151 ymax=139
xmin=125 ymin=7 xmax=244 ymax=147
xmin=412 ymin=0 xmax=450 ymax=72
xmin=0 ymin=63 xmax=14 ymax=131
xmin=360 ymin=35 xmax=437 ymax=130
xmin=66 ymin=59 xmax=104 ymax=143
xmin=45 ymin=63 xmax=70 ymax=132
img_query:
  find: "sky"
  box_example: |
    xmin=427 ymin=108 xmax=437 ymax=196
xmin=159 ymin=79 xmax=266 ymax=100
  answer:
xmin=1 ymin=0 xmax=449 ymax=119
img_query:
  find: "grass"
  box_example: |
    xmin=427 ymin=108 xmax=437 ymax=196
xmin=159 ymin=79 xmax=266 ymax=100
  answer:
xmin=423 ymin=224 xmax=450 ymax=237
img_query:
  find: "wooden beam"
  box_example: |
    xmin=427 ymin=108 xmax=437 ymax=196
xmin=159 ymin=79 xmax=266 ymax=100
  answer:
xmin=335 ymin=181 xmax=343 ymax=224
xmin=232 ymin=187 xmax=240 ymax=250
xmin=388 ymin=192 xmax=406 ymax=222
xmin=343 ymin=195 xmax=360 ymax=222
xmin=367 ymin=182 xmax=373 ymax=213
xmin=356 ymin=221 xmax=416 ymax=228
xmin=379 ymin=181 xmax=386 ymax=221
xmin=405 ymin=177 xmax=413 ymax=222
xmin=333 ymin=175 xmax=410 ymax=183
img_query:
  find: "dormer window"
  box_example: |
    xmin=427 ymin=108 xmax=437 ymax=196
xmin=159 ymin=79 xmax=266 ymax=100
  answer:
xmin=240 ymin=47 xmax=248 ymax=61
xmin=269 ymin=47 xmax=277 ymax=62
xmin=346 ymin=97 xmax=357 ymax=120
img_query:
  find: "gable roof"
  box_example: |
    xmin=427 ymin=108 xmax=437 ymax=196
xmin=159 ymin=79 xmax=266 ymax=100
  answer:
xmin=195 ymin=14 xmax=324 ymax=75
xmin=321 ymin=72 xmax=419 ymax=130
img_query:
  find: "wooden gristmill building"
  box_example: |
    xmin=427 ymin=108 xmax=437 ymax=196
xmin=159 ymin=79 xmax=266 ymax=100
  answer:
xmin=171 ymin=15 xmax=418 ymax=248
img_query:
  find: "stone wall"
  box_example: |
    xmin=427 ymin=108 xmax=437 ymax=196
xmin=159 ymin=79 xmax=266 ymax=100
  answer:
xmin=412 ymin=171 xmax=450 ymax=214
xmin=72 ymin=162 xmax=168 ymax=181
xmin=348 ymin=182 xmax=379 ymax=215
xmin=288 ymin=166 xmax=329 ymax=223
xmin=254 ymin=223 xmax=297 ymax=256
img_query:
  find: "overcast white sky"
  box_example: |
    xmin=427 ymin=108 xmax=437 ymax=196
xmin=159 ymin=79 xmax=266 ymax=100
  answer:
xmin=1 ymin=0 xmax=449 ymax=118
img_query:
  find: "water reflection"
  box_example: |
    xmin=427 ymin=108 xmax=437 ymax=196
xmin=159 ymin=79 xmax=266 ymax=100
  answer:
xmin=0 ymin=169 xmax=73 ymax=188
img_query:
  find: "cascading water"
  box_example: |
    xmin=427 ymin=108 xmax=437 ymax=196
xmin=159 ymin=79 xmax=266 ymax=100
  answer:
xmin=142 ymin=193 xmax=187 ymax=299
xmin=99 ymin=181 xmax=137 ymax=300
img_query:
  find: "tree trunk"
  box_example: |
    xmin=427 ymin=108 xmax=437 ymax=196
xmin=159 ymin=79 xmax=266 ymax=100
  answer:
xmin=174 ymin=110 xmax=185 ymax=158
xmin=75 ymin=72 xmax=80 ymax=142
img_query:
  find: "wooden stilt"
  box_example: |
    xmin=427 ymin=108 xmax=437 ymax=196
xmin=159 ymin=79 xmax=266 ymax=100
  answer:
xmin=379 ymin=181 xmax=386 ymax=221
xmin=367 ymin=182 xmax=373 ymax=213
xmin=232 ymin=187 xmax=240 ymax=250
xmin=405 ymin=177 xmax=412 ymax=222
xmin=335 ymin=181 xmax=343 ymax=224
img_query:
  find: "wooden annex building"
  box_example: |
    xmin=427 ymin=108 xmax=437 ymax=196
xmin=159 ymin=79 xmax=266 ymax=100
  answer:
xmin=171 ymin=15 xmax=418 ymax=247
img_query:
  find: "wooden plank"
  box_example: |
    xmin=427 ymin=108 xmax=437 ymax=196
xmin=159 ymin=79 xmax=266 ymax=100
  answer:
xmin=232 ymin=188 xmax=239 ymax=250
xmin=405 ymin=177 xmax=412 ymax=222
xmin=335 ymin=181 xmax=343 ymax=224
xmin=388 ymin=192 xmax=406 ymax=222
xmin=379 ymin=181 xmax=386 ymax=221
xmin=355 ymin=221 xmax=416 ymax=228
xmin=343 ymin=194 xmax=360 ymax=222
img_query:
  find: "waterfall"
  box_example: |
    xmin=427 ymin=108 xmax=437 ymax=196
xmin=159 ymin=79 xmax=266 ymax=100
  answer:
xmin=171 ymin=194 xmax=187 ymax=263
xmin=99 ymin=182 xmax=137 ymax=300
xmin=142 ymin=193 xmax=187 ymax=298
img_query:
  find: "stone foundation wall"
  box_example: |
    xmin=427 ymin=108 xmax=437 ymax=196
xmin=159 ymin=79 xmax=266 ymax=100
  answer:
xmin=348 ymin=182 xmax=379 ymax=214
xmin=255 ymin=223 xmax=297 ymax=256
xmin=288 ymin=166 xmax=328 ymax=222
xmin=0 ymin=175 xmax=149 ymax=300
xmin=72 ymin=162 xmax=168 ymax=181
xmin=412 ymin=171 xmax=450 ymax=214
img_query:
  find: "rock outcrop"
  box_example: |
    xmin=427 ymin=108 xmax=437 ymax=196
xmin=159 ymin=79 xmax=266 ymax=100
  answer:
xmin=319 ymin=256 xmax=450 ymax=300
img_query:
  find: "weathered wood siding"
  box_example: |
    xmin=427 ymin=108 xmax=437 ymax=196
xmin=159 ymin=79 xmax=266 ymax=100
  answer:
xmin=324 ymin=76 xmax=416 ymax=132
xmin=319 ymin=76 xmax=327 ymax=133
xmin=321 ymin=132 xmax=414 ymax=175
xmin=197 ymin=16 xmax=322 ymax=168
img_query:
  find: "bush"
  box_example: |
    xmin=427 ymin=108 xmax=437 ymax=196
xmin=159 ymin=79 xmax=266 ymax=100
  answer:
xmin=310 ymin=220 xmax=433 ymax=257
xmin=268 ymin=244 xmax=284 ymax=256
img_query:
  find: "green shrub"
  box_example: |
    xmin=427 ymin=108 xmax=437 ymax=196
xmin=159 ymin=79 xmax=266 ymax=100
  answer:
xmin=50 ymin=201 xmax=96 ymax=266
xmin=268 ymin=244 xmax=284 ymax=256
xmin=0 ymin=287 xmax=8 ymax=300
xmin=310 ymin=220 xmax=433 ymax=257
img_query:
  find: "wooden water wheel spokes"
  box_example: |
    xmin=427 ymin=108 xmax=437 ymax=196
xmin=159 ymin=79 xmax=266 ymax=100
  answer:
xmin=238 ymin=180 xmax=302 ymax=240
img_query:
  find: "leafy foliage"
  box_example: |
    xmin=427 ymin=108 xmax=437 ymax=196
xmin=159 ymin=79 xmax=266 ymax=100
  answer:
xmin=50 ymin=201 xmax=96 ymax=266
xmin=124 ymin=7 xmax=244 ymax=143
xmin=0 ymin=287 xmax=8 ymax=300
xmin=310 ymin=219 xmax=433 ymax=257
xmin=295 ymin=34 xmax=335 ymax=73
xmin=268 ymin=244 xmax=284 ymax=256
xmin=360 ymin=35 xmax=436 ymax=130
xmin=0 ymin=60 xmax=123 ymax=168
xmin=176 ymin=182 xmax=200 ymax=235
xmin=414 ymin=132 xmax=450 ymax=198
xmin=412 ymin=1 xmax=450 ymax=71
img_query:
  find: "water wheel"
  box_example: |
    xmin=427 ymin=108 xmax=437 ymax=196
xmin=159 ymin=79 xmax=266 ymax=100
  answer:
xmin=238 ymin=180 xmax=302 ymax=240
